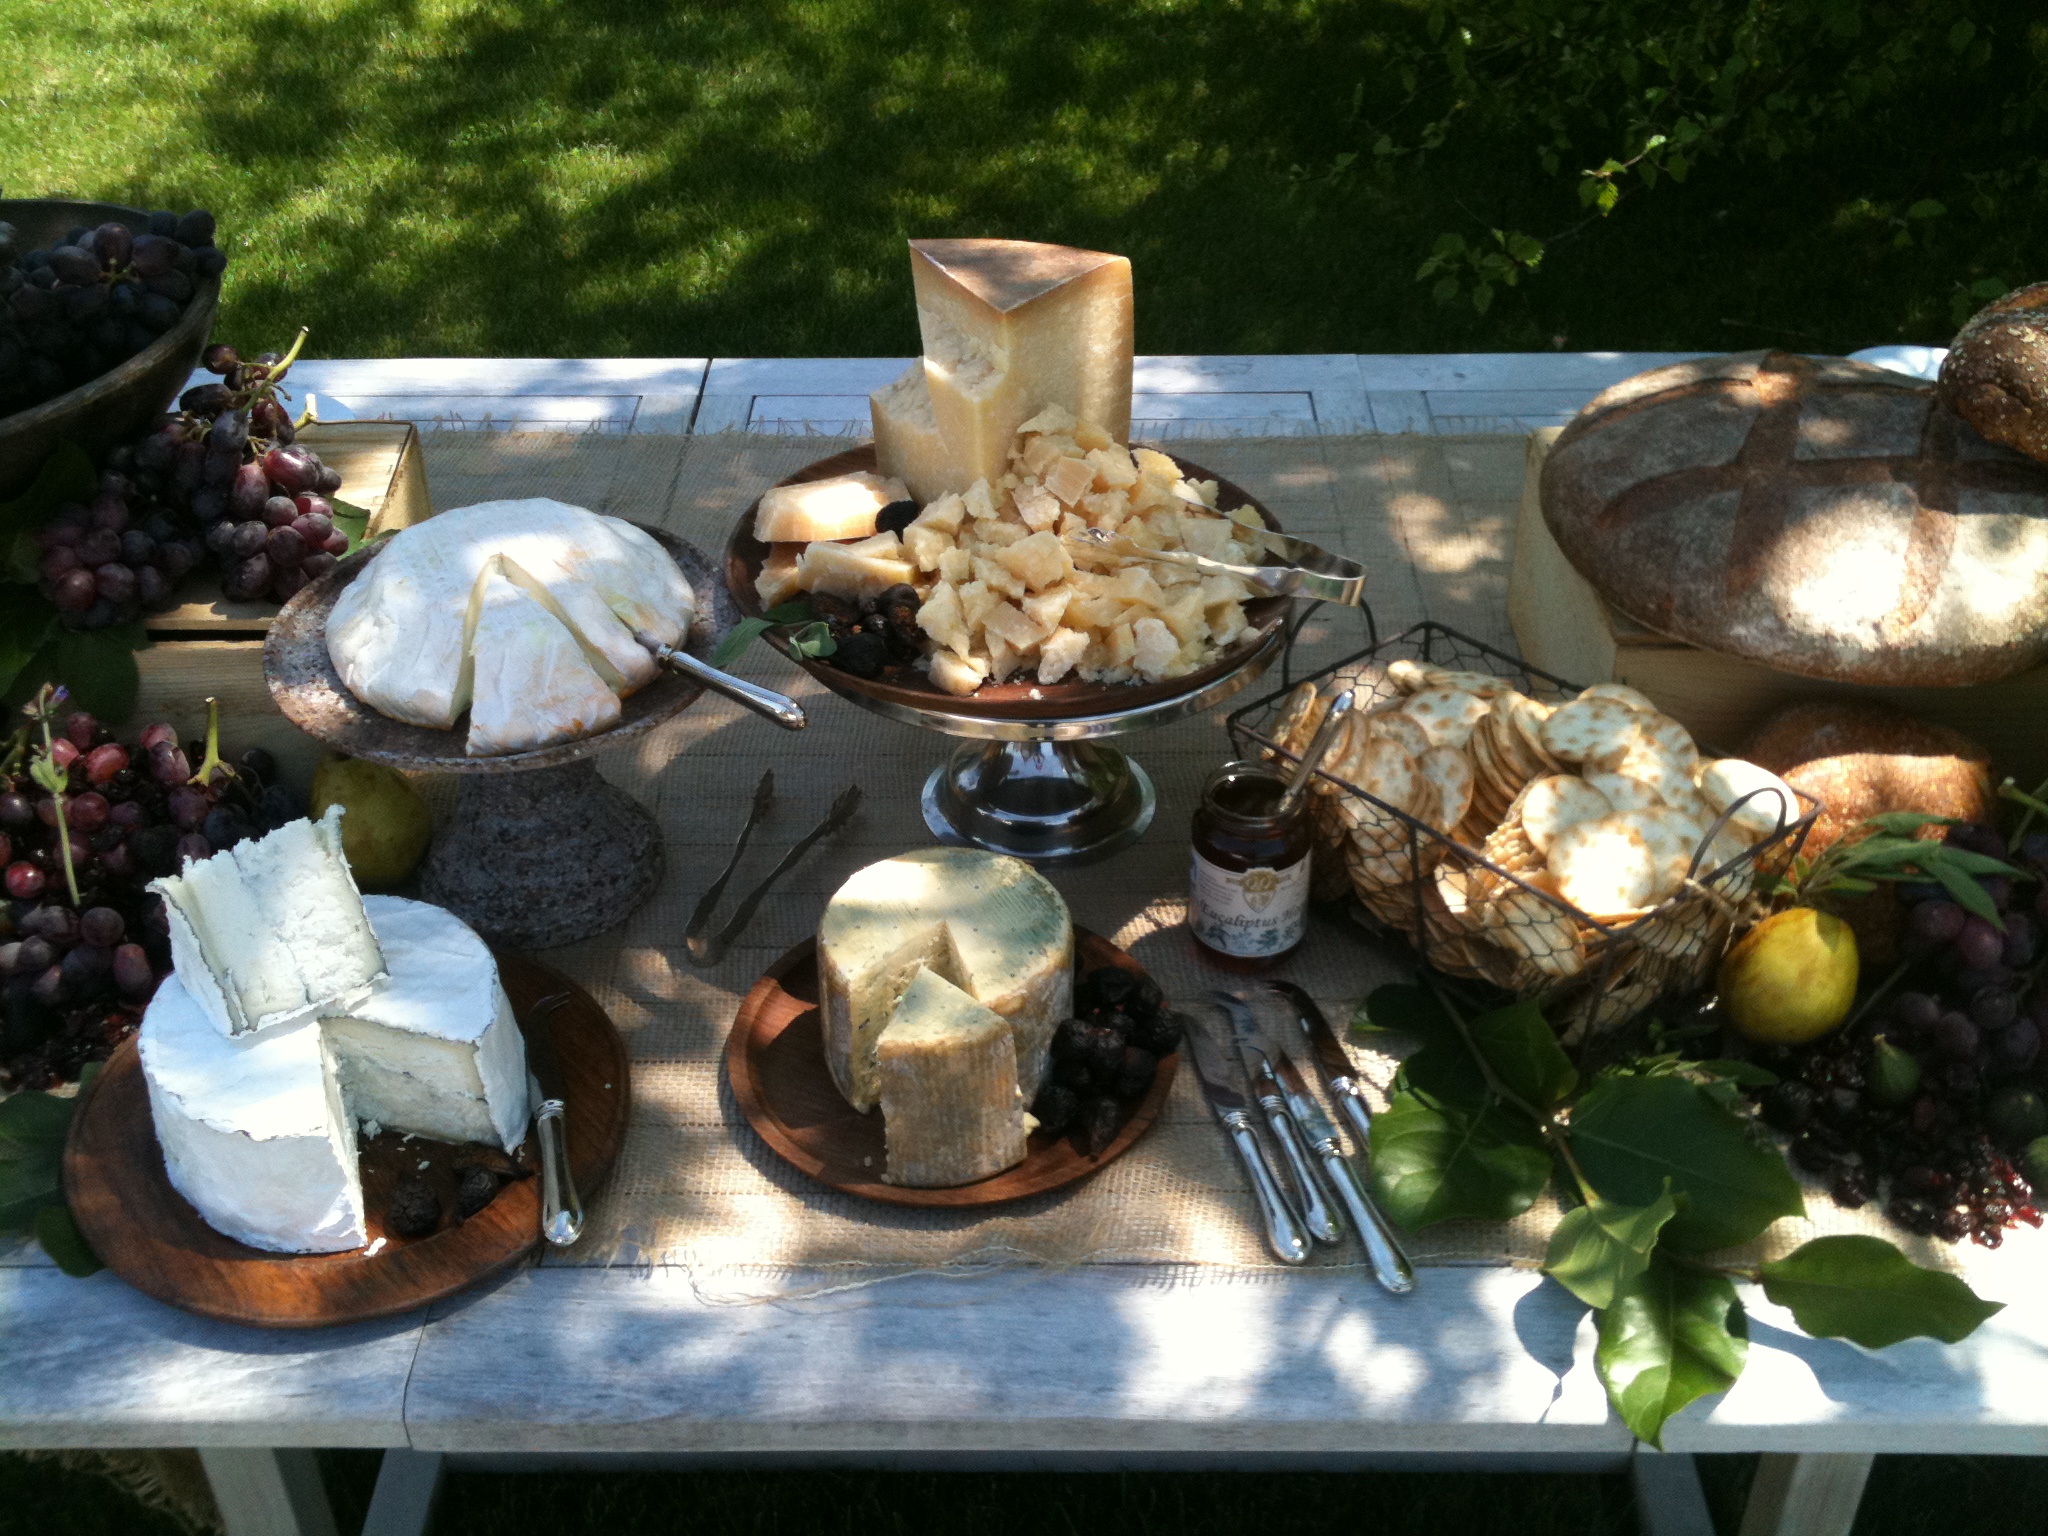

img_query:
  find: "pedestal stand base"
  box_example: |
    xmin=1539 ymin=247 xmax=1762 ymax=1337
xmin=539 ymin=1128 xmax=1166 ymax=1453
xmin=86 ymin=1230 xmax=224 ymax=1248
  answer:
xmin=922 ymin=740 xmax=1156 ymax=866
xmin=419 ymin=760 xmax=663 ymax=949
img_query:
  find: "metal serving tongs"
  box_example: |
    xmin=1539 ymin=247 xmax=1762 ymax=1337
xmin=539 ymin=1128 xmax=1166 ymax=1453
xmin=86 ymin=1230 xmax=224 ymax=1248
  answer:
xmin=1063 ymin=488 xmax=1368 ymax=607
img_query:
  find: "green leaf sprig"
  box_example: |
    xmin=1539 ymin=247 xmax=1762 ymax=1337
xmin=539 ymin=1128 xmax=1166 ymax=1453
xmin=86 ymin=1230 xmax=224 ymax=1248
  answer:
xmin=1355 ymin=982 xmax=2002 ymax=1446
xmin=23 ymin=683 xmax=81 ymax=907
xmin=1796 ymin=812 xmax=2021 ymax=927
xmin=711 ymin=601 xmax=835 ymax=668
xmin=0 ymin=1067 xmax=104 ymax=1278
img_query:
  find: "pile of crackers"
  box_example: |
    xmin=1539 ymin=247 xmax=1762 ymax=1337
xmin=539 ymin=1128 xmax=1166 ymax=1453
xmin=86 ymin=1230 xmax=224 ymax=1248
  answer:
xmin=1270 ymin=662 xmax=1804 ymax=1038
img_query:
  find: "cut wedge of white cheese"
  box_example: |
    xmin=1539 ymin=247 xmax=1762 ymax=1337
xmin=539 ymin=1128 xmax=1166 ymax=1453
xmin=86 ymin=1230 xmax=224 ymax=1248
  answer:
xmin=466 ymin=568 xmax=622 ymax=757
xmin=140 ymin=896 xmax=531 ymax=1255
xmin=755 ymin=471 xmax=909 ymax=543
xmin=326 ymin=499 xmax=694 ymax=755
xmin=150 ymin=806 xmax=386 ymax=1038
xmin=818 ymin=847 xmax=1071 ymax=1114
xmin=877 ymin=967 xmax=1031 ymax=1188
xmin=908 ymin=238 xmax=1134 ymax=492
xmin=870 ymin=363 xmax=959 ymax=503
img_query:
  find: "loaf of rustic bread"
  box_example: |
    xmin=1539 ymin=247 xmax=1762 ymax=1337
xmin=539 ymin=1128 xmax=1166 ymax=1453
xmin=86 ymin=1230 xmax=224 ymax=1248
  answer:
xmin=1540 ymin=350 xmax=2048 ymax=687
xmin=1741 ymin=698 xmax=1993 ymax=854
xmin=1939 ymin=281 xmax=2048 ymax=465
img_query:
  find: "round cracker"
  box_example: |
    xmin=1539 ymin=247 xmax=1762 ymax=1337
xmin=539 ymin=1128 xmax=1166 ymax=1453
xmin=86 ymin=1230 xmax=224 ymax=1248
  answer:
xmin=1582 ymin=771 xmax=1660 ymax=812
xmin=1272 ymin=682 xmax=1327 ymax=757
xmin=1385 ymin=658 xmax=1431 ymax=695
xmin=1369 ymin=710 xmax=1434 ymax=760
xmin=1696 ymin=758 xmax=1799 ymax=844
xmin=1610 ymin=740 xmax=1698 ymax=808
xmin=1548 ymin=811 xmax=1661 ymax=915
xmin=1576 ymin=682 xmax=1658 ymax=713
xmin=1539 ymin=697 xmax=1642 ymax=765
xmin=1356 ymin=734 xmax=1421 ymax=812
xmin=1401 ymin=686 xmax=1492 ymax=750
xmin=1521 ymin=774 xmax=1614 ymax=854
xmin=1639 ymin=712 xmax=1700 ymax=772
xmin=1419 ymin=666 xmax=1513 ymax=698
xmin=1416 ymin=746 xmax=1474 ymax=835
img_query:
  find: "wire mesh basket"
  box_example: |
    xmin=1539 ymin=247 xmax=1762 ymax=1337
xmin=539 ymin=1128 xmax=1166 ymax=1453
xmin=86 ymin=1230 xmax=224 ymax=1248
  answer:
xmin=1226 ymin=621 xmax=1819 ymax=1044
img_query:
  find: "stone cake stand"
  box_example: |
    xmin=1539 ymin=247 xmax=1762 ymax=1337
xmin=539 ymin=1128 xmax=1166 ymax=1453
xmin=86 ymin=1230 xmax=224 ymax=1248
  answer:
xmin=265 ymin=529 xmax=741 ymax=949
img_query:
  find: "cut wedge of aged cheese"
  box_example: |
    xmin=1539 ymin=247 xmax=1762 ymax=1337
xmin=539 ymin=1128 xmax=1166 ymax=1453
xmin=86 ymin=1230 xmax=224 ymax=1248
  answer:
xmin=326 ymin=499 xmax=693 ymax=755
xmin=907 ymin=238 xmax=1134 ymax=492
xmin=755 ymin=471 xmax=909 ymax=543
xmin=466 ymin=568 xmax=622 ymax=757
xmin=871 ymin=364 xmax=959 ymax=504
xmin=876 ymin=967 xmax=1031 ymax=1188
xmin=150 ymin=807 xmax=386 ymax=1038
xmin=818 ymin=848 xmax=1072 ymax=1114
xmin=139 ymin=896 xmax=530 ymax=1254
xmin=795 ymin=531 xmax=916 ymax=601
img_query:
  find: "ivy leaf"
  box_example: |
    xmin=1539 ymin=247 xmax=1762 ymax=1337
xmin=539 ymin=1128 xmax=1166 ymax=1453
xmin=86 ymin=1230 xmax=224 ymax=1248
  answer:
xmin=34 ymin=1205 xmax=101 ymax=1278
xmin=1569 ymin=1074 xmax=1804 ymax=1252
xmin=3 ymin=622 xmax=149 ymax=722
xmin=1596 ymin=1257 xmax=1748 ymax=1448
xmin=1761 ymin=1236 xmax=2003 ymax=1347
xmin=1369 ymin=1089 xmax=1551 ymax=1230
xmin=1545 ymin=1182 xmax=1677 ymax=1310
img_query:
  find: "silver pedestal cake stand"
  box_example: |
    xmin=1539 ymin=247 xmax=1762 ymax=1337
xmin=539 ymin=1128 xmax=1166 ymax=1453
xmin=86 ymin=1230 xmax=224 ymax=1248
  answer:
xmin=265 ymin=528 xmax=742 ymax=948
xmin=726 ymin=446 xmax=1291 ymax=866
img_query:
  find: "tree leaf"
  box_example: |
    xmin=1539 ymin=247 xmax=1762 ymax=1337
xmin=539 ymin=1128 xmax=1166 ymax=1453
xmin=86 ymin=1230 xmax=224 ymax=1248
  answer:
xmin=1369 ymin=1089 xmax=1551 ymax=1230
xmin=1761 ymin=1236 xmax=2004 ymax=1347
xmin=327 ymin=497 xmax=375 ymax=556
xmin=1464 ymin=998 xmax=1578 ymax=1110
xmin=0 ymin=441 xmax=96 ymax=550
xmin=1569 ymin=1074 xmax=1804 ymax=1251
xmin=1546 ymin=1183 xmax=1678 ymax=1309
xmin=34 ymin=1204 xmax=101 ymax=1278
xmin=3 ymin=623 xmax=148 ymax=723
xmin=1595 ymin=1257 xmax=1748 ymax=1448
xmin=0 ymin=1088 xmax=78 ymax=1152
xmin=0 ymin=1149 xmax=63 ymax=1234
xmin=0 ymin=594 xmax=57 ymax=699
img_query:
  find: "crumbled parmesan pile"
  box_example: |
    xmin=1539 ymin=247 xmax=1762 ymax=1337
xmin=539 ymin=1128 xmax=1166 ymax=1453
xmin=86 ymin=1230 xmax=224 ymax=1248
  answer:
xmin=904 ymin=405 xmax=1267 ymax=694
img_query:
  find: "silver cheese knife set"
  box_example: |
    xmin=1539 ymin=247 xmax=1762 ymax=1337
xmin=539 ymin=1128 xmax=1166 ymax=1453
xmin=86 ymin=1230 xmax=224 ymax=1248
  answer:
xmin=1184 ymin=986 xmax=1414 ymax=1293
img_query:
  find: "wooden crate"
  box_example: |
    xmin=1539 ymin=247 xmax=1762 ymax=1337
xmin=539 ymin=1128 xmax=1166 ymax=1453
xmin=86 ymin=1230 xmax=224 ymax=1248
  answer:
xmin=132 ymin=421 xmax=432 ymax=787
xmin=1508 ymin=428 xmax=2048 ymax=780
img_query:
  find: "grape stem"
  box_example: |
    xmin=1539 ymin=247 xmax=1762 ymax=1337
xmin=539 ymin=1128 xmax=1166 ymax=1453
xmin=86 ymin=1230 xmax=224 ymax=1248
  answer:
xmin=23 ymin=686 xmax=81 ymax=908
xmin=0 ymin=726 xmax=27 ymax=780
xmin=1997 ymin=777 xmax=2048 ymax=849
xmin=268 ymin=326 xmax=310 ymax=388
xmin=187 ymin=696 xmax=229 ymax=790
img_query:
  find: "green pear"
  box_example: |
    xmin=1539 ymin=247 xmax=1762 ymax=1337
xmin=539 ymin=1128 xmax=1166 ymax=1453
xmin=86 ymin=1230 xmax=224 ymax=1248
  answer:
xmin=310 ymin=756 xmax=432 ymax=890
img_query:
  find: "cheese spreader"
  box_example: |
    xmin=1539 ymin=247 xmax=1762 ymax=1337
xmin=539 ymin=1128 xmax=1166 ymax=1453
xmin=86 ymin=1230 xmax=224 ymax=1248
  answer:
xmin=519 ymin=990 xmax=584 ymax=1247
xmin=1064 ymin=496 xmax=1368 ymax=607
xmin=1213 ymin=991 xmax=1340 ymax=1246
xmin=1184 ymin=1007 xmax=1309 ymax=1265
xmin=633 ymin=629 xmax=807 ymax=731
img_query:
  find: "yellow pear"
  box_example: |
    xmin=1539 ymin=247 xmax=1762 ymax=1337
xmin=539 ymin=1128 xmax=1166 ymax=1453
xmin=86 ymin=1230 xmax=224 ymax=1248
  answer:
xmin=1719 ymin=906 xmax=1859 ymax=1046
xmin=309 ymin=756 xmax=432 ymax=890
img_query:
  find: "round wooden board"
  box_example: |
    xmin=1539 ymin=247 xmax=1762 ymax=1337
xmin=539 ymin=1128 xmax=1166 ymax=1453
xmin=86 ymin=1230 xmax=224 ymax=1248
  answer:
xmin=63 ymin=952 xmax=631 ymax=1329
xmin=727 ymin=929 xmax=1177 ymax=1207
xmin=723 ymin=445 xmax=1290 ymax=722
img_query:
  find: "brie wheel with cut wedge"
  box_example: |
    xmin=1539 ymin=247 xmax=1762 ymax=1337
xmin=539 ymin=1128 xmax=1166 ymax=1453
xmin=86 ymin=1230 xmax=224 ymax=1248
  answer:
xmin=325 ymin=499 xmax=694 ymax=756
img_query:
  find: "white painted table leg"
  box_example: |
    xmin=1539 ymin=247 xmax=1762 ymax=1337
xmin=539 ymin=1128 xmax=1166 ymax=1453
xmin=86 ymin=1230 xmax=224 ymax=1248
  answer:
xmin=1737 ymin=1452 xmax=1875 ymax=1536
xmin=362 ymin=1449 xmax=448 ymax=1536
xmin=197 ymin=1448 xmax=340 ymax=1536
xmin=1631 ymin=1449 xmax=1717 ymax=1536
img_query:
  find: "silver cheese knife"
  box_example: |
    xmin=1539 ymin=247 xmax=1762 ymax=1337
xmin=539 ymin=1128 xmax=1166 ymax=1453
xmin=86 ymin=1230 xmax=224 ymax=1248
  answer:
xmin=1214 ymin=991 xmax=1341 ymax=1246
xmin=1184 ymin=1008 xmax=1308 ymax=1265
xmin=520 ymin=991 xmax=583 ymax=1247
xmin=1270 ymin=980 xmax=1376 ymax=1150
xmin=633 ymin=629 xmax=807 ymax=731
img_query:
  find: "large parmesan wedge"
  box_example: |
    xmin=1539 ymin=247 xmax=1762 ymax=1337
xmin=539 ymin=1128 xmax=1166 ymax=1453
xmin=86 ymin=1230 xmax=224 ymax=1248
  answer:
xmin=877 ymin=967 xmax=1031 ymax=1188
xmin=870 ymin=364 xmax=959 ymax=503
xmin=908 ymin=238 xmax=1134 ymax=491
xmin=755 ymin=471 xmax=909 ymax=543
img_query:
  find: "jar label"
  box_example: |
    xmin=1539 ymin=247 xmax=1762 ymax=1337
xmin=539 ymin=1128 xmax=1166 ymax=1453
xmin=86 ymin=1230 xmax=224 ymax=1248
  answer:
xmin=1188 ymin=850 xmax=1309 ymax=957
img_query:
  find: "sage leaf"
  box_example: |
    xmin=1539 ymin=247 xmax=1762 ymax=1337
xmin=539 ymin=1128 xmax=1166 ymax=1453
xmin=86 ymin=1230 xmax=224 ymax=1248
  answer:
xmin=1596 ymin=1257 xmax=1748 ymax=1448
xmin=1760 ymin=1236 xmax=2004 ymax=1348
xmin=1369 ymin=1089 xmax=1550 ymax=1230
xmin=34 ymin=1205 xmax=101 ymax=1279
xmin=710 ymin=617 xmax=775 ymax=668
xmin=1570 ymin=1074 xmax=1804 ymax=1252
xmin=1546 ymin=1183 xmax=1678 ymax=1310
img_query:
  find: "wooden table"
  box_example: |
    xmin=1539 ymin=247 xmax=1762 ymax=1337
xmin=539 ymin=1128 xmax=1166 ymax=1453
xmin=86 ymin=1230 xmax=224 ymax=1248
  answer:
xmin=7 ymin=346 xmax=2010 ymax=1536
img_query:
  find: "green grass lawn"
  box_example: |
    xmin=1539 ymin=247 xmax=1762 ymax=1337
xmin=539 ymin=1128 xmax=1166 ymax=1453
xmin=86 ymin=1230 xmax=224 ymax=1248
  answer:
xmin=2 ymin=0 xmax=2036 ymax=362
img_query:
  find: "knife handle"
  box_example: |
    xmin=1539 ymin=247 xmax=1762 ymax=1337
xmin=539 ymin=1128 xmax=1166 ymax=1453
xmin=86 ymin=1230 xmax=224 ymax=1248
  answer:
xmin=535 ymin=1099 xmax=584 ymax=1247
xmin=1222 ymin=1110 xmax=1309 ymax=1265
xmin=1256 ymin=1094 xmax=1342 ymax=1245
xmin=1319 ymin=1147 xmax=1415 ymax=1294
xmin=647 ymin=640 xmax=808 ymax=731
xmin=1329 ymin=1074 xmax=1377 ymax=1154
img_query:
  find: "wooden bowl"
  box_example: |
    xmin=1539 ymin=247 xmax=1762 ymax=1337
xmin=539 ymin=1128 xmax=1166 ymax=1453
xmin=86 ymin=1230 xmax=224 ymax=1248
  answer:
xmin=723 ymin=445 xmax=1290 ymax=722
xmin=0 ymin=200 xmax=223 ymax=498
xmin=727 ymin=928 xmax=1177 ymax=1208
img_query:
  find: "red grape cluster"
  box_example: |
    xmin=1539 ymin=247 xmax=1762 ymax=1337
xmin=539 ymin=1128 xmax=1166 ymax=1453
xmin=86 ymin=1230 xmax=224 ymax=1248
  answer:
xmin=117 ymin=334 xmax=347 ymax=605
xmin=0 ymin=210 xmax=227 ymax=417
xmin=31 ymin=470 xmax=205 ymax=630
xmin=0 ymin=697 xmax=305 ymax=1090
xmin=1750 ymin=820 xmax=2048 ymax=1247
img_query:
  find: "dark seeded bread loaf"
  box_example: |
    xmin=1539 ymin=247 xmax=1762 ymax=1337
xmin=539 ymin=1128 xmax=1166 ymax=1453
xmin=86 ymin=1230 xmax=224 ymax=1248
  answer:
xmin=1939 ymin=282 xmax=2048 ymax=465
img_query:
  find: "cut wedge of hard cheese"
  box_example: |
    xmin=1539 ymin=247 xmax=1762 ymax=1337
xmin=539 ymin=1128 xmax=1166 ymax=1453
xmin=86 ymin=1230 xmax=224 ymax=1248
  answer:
xmin=876 ymin=967 xmax=1031 ymax=1188
xmin=899 ymin=238 xmax=1133 ymax=494
xmin=755 ymin=471 xmax=908 ymax=543
xmin=150 ymin=806 xmax=387 ymax=1038
xmin=870 ymin=363 xmax=957 ymax=504
xmin=818 ymin=847 xmax=1071 ymax=1114
xmin=466 ymin=568 xmax=622 ymax=757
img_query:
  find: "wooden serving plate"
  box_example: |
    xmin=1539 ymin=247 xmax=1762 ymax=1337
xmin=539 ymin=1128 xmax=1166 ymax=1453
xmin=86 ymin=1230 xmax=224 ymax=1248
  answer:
xmin=727 ymin=929 xmax=1177 ymax=1207
xmin=63 ymin=952 xmax=630 ymax=1329
xmin=723 ymin=445 xmax=1291 ymax=723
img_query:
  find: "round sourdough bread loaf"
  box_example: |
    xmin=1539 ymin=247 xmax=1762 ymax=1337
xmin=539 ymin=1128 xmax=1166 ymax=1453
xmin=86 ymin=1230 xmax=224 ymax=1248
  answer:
xmin=1541 ymin=350 xmax=2048 ymax=686
xmin=1939 ymin=282 xmax=2048 ymax=465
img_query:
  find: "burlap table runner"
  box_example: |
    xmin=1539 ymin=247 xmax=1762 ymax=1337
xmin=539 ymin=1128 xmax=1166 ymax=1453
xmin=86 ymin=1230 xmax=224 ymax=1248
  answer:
xmin=411 ymin=429 xmax=2041 ymax=1296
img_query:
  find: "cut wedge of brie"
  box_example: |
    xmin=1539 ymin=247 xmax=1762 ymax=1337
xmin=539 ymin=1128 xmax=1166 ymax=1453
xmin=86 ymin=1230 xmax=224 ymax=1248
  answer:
xmin=149 ymin=807 xmax=386 ymax=1038
xmin=326 ymin=499 xmax=694 ymax=756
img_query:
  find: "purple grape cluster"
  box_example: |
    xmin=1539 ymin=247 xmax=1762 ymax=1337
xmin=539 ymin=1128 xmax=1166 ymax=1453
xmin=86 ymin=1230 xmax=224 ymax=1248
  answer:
xmin=1750 ymin=820 xmax=2048 ymax=1247
xmin=119 ymin=339 xmax=347 ymax=604
xmin=0 ymin=707 xmax=304 ymax=1090
xmin=0 ymin=210 xmax=227 ymax=417
xmin=31 ymin=471 xmax=204 ymax=630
